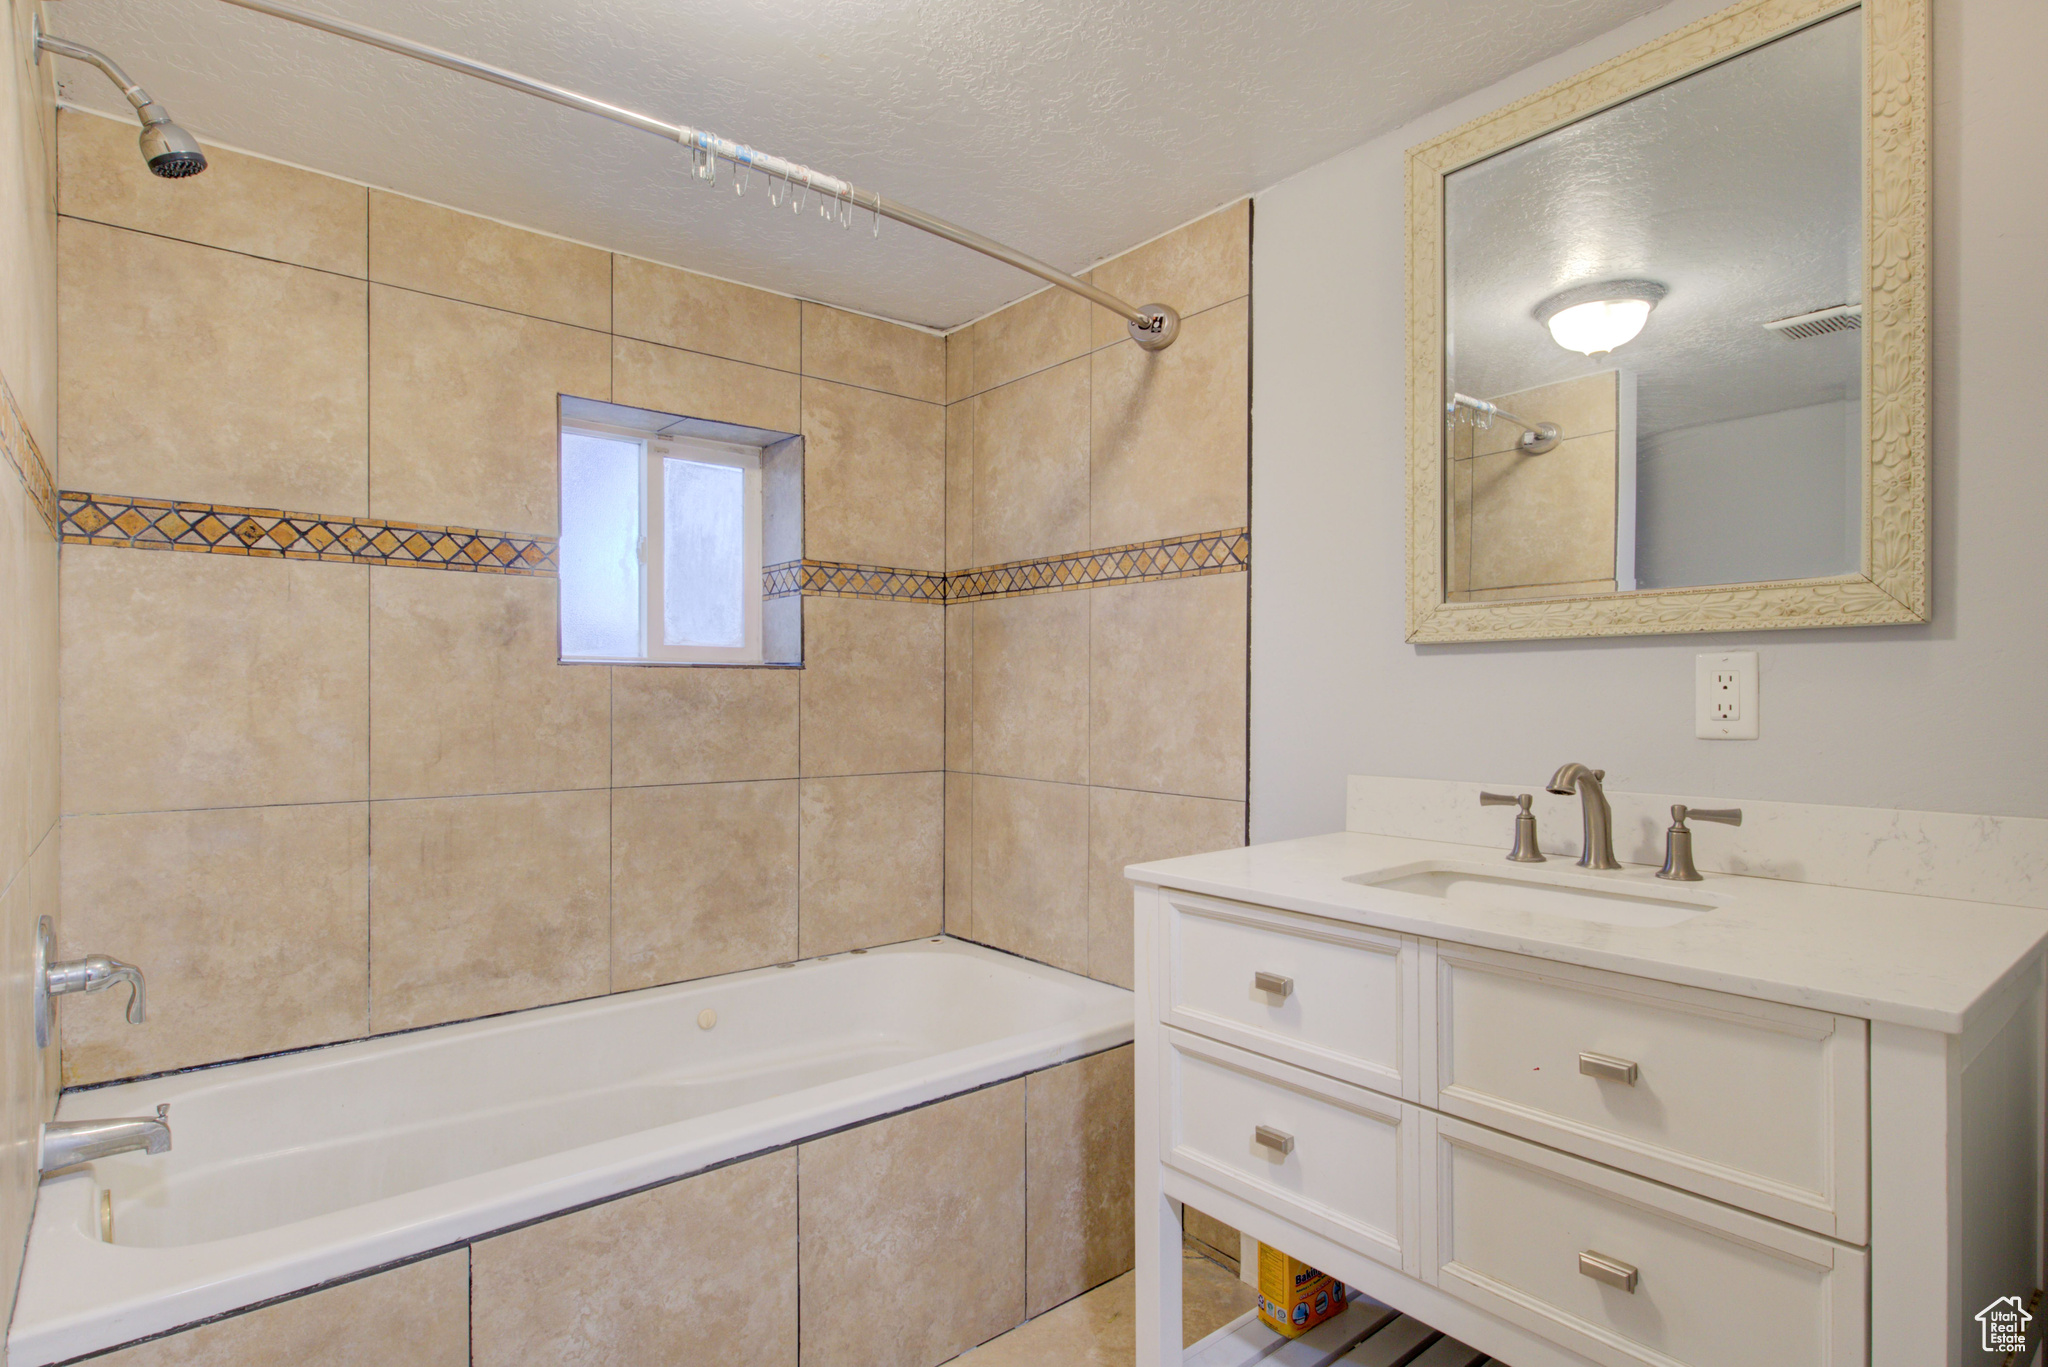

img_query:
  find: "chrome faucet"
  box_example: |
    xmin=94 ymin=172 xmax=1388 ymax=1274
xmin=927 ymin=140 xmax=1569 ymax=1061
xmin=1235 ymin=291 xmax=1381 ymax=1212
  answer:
xmin=40 ymin=1104 xmax=170 ymax=1175
xmin=1547 ymin=763 xmax=1622 ymax=870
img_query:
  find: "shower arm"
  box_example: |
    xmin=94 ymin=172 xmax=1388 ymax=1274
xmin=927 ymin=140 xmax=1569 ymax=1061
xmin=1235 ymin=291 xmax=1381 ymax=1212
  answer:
xmin=1447 ymin=392 xmax=1561 ymax=455
xmin=210 ymin=0 xmax=1181 ymax=349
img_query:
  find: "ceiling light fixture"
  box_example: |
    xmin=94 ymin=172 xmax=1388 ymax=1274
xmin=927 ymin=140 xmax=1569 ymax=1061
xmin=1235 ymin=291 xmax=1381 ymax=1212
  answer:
xmin=1534 ymin=280 xmax=1668 ymax=356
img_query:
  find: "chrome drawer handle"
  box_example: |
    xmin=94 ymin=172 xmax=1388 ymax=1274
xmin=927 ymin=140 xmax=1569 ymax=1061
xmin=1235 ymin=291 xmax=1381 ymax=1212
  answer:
xmin=1253 ymin=1125 xmax=1295 ymax=1157
xmin=1579 ymin=1250 xmax=1638 ymax=1293
xmin=1253 ymin=971 xmax=1294 ymax=999
xmin=1578 ymin=1051 xmax=1639 ymax=1086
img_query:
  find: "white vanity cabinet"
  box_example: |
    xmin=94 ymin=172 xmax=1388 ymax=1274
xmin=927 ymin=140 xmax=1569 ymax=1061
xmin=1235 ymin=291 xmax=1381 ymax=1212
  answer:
xmin=1131 ymin=863 xmax=2048 ymax=1367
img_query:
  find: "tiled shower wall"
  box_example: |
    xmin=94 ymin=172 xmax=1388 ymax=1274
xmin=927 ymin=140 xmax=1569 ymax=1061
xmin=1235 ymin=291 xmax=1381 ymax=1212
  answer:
xmin=941 ymin=202 xmax=1251 ymax=988
xmin=0 ymin=0 xmax=60 ymax=1316
xmin=53 ymin=108 xmax=950 ymax=1084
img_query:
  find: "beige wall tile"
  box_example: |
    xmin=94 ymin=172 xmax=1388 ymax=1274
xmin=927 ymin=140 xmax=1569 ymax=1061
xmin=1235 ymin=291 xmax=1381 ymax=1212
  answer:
xmin=970 ymin=775 xmax=1088 ymax=975
xmin=58 ymin=218 xmax=369 ymax=509
xmin=613 ymin=337 xmax=800 ymax=434
xmin=946 ymin=400 xmax=976 ymax=570
xmin=0 ymin=471 xmax=25 ymax=875
xmin=800 ymin=1080 xmax=1025 ymax=1367
xmin=24 ymin=496 xmax=56 ymax=846
xmin=798 ymin=772 xmax=942 ymax=957
xmin=91 ymin=1251 xmax=468 ymax=1367
xmin=798 ymin=597 xmax=943 ymax=777
xmin=945 ymin=603 xmax=973 ymax=773
xmin=1090 ymin=297 xmax=1249 ymax=547
xmin=369 ymin=191 xmax=610 ymax=330
xmin=801 ymin=303 xmax=943 ymax=403
xmin=972 ymin=593 xmax=1090 ymax=785
xmin=1089 ymin=201 xmax=1251 ymax=349
xmin=1089 ymin=575 xmax=1247 ymax=801
xmin=946 ymin=327 xmax=975 ymax=405
xmin=474 ymin=1150 xmax=796 ymax=1367
xmin=369 ymin=285 xmax=609 ymax=533
xmin=613 ymin=255 xmax=799 ymax=371
xmin=944 ymin=771 xmax=973 ymax=940
xmin=59 ymin=803 xmax=368 ymax=1084
xmin=61 ymin=548 xmax=368 ymax=814
xmin=1454 ymin=578 xmax=1617 ymax=603
xmin=1087 ymin=788 xmax=1244 ymax=990
xmin=972 ymin=285 xmax=1092 ymax=395
xmin=612 ymin=780 xmax=798 ymax=990
xmin=801 ymin=380 xmax=945 ymax=569
xmin=972 ymin=358 xmax=1091 ymax=566
xmin=611 ymin=665 xmax=798 ymax=787
xmin=1183 ymin=1207 xmax=1243 ymax=1270
xmin=369 ymin=569 xmax=608 ymax=799
xmin=1027 ymin=1046 xmax=1136 ymax=1314
xmin=59 ymin=110 xmax=369 ymax=276
xmin=369 ymin=790 xmax=609 ymax=1032
xmin=1467 ymin=431 xmax=1618 ymax=590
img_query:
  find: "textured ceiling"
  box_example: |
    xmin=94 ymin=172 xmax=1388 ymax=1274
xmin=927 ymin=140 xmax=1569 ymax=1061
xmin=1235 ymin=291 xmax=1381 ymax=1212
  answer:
xmin=1446 ymin=11 xmax=1862 ymax=436
xmin=47 ymin=0 xmax=1668 ymax=329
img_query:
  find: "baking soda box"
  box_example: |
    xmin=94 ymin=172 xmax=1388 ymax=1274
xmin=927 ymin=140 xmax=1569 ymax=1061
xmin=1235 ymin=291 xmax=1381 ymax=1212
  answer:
xmin=1255 ymin=1243 xmax=1347 ymax=1337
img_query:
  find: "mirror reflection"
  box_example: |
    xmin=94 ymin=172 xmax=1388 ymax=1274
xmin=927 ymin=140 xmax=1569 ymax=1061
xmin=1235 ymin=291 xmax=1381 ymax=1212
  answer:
xmin=1443 ymin=10 xmax=1863 ymax=602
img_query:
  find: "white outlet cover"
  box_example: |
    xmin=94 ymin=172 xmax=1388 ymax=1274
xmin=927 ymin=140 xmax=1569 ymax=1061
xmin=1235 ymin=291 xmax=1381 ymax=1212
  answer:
xmin=1696 ymin=651 xmax=1759 ymax=740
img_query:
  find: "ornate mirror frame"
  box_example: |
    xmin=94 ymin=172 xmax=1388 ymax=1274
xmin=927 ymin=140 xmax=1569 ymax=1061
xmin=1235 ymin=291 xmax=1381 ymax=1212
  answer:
xmin=1405 ymin=0 xmax=1929 ymax=643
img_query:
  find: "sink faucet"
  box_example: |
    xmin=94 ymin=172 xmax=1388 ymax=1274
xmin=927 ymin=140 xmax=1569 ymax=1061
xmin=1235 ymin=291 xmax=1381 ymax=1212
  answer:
xmin=1547 ymin=763 xmax=1622 ymax=870
xmin=40 ymin=1104 xmax=171 ymax=1176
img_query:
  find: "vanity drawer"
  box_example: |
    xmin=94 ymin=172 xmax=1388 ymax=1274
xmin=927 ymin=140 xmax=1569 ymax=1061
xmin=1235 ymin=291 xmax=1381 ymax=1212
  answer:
xmin=1429 ymin=944 xmax=1867 ymax=1240
xmin=1427 ymin=1116 xmax=1866 ymax=1367
xmin=1161 ymin=892 xmax=1417 ymax=1099
xmin=1159 ymin=1028 xmax=1416 ymax=1275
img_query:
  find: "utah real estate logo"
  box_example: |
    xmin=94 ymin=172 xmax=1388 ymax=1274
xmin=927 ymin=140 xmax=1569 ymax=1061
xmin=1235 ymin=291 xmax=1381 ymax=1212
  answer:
xmin=1977 ymin=1295 xmax=2032 ymax=1355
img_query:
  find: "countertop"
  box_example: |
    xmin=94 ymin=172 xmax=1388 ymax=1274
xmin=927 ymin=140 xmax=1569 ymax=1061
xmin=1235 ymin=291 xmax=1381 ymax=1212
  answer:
xmin=1127 ymin=831 xmax=2048 ymax=1034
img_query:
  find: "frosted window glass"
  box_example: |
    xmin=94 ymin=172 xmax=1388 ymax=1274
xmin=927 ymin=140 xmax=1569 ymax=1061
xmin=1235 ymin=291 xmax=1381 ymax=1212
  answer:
xmin=663 ymin=457 xmax=745 ymax=648
xmin=558 ymin=433 xmax=641 ymax=658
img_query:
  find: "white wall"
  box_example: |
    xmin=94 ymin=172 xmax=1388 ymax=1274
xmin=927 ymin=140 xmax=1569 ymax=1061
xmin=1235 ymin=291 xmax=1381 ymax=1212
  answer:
xmin=1250 ymin=0 xmax=2048 ymax=840
xmin=1636 ymin=398 xmax=1860 ymax=589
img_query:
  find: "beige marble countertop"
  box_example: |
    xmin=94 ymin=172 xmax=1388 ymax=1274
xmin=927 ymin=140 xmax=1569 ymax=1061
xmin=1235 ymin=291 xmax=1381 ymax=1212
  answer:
xmin=1128 ymin=831 xmax=2048 ymax=1034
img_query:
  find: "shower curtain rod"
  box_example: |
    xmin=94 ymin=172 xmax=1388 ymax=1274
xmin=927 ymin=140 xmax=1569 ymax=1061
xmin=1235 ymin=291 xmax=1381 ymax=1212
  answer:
xmin=210 ymin=0 xmax=1182 ymax=349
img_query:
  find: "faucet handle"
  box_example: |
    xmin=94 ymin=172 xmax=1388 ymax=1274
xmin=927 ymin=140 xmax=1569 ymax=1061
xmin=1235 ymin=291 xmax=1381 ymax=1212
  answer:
xmin=1658 ymin=804 xmax=1743 ymax=881
xmin=1479 ymin=792 xmax=1546 ymax=863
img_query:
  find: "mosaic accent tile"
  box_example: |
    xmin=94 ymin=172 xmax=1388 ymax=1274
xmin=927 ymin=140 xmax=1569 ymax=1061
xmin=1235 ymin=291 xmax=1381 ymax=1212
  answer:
xmin=765 ymin=558 xmax=948 ymax=603
xmin=947 ymin=529 xmax=1248 ymax=603
xmin=0 ymin=370 xmax=56 ymax=535
xmin=60 ymin=491 xmax=557 ymax=575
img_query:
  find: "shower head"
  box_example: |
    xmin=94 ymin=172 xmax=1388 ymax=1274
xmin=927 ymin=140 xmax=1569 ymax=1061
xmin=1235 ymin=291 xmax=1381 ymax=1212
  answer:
xmin=35 ymin=26 xmax=208 ymax=179
xmin=138 ymin=114 xmax=208 ymax=178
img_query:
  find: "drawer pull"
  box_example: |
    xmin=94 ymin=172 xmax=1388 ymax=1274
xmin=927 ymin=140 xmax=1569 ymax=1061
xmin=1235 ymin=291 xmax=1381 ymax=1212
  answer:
xmin=1253 ymin=971 xmax=1295 ymax=999
xmin=1253 ymin=1125 xmax=1295 ymax=1157
xmin=1579 ymin=1250 xmax=1639 ymax=1293
xmin=1578 ymin=1051 xmax=1640 ymax=1086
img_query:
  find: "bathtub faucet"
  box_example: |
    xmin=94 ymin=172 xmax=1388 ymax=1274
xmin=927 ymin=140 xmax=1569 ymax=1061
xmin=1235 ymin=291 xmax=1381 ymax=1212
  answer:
xmin=40 ymin=1104 xmax=171 ymax=1176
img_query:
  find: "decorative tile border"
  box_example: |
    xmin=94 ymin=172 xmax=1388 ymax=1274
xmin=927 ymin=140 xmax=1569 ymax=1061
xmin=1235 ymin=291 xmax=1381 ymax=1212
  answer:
xmin=60 ymin=492 xmax=557 ymax=575
xmin=59 ymin=490 xmax=1247 ymax=602
xmin=0 ymin=372 xmax=57 ymax=536
xmin=765 ymin=559 xmax=948 ymax=602
xmin=946 ymin=529 xmax=1249 ymax=602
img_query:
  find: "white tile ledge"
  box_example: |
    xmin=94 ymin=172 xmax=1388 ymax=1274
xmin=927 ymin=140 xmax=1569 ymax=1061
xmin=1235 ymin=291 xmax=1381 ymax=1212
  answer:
xmin=1347 ymin=775 xmax=2048 ymax=911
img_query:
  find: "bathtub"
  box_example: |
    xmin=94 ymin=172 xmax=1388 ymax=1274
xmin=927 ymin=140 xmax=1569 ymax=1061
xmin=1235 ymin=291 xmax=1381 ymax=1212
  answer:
xmin=9 ymin=937 xmax=1132 ymax=1365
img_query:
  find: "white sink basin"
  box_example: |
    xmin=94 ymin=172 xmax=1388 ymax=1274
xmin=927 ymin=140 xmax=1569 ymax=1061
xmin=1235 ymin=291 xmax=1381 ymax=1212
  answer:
xmin=1346 ymin=860 xmax=1719 ymax=928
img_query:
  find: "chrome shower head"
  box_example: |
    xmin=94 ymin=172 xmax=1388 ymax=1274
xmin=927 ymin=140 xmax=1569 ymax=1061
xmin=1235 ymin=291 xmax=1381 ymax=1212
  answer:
xmin=36 ymin=26 xmax=208 ymax=179
xmin=138 ymin=115 xmax=207 ymax=178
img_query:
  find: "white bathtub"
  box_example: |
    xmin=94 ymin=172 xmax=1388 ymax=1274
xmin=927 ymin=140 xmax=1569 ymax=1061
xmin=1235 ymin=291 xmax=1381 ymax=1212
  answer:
xmin=9 ymin=937 xmax=1132 ymax=1365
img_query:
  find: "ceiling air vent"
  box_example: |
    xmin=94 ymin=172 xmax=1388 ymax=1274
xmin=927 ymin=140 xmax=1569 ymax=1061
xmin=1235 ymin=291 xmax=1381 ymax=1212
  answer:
xmin=1763 ymin=304 xmax=1862 ymax=340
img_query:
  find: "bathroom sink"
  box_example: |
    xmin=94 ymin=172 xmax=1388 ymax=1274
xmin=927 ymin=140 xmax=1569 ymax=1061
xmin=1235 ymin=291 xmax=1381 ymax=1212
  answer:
xmin=1346 ymin=861 xmax=1717 ymax=928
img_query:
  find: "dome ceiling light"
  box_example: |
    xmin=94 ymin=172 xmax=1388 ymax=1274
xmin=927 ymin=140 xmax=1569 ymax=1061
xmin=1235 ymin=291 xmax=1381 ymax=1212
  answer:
xmin=1534 ymin=280 xmax=1669 ymax=356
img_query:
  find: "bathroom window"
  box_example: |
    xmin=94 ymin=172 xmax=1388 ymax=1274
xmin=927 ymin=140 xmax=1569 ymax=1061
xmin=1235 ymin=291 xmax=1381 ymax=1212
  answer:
xmin=559 ymin=425 xmax=764 ymax=664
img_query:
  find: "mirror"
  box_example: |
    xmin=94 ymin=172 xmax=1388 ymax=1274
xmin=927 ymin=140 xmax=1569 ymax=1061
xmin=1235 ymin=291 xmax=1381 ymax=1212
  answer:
xmin=1405 ymin=0 xmax=1929 ymax=643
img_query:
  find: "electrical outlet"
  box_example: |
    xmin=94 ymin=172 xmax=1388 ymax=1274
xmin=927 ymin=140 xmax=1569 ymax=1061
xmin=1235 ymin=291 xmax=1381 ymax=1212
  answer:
xmin=1696 ymin=651 xmax=1758 ymax=739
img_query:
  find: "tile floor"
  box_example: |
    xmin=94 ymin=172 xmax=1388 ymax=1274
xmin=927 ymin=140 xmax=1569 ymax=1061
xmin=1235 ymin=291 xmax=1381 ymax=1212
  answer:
xmin=949 ymin=1249 xmax=1255 ymax=1365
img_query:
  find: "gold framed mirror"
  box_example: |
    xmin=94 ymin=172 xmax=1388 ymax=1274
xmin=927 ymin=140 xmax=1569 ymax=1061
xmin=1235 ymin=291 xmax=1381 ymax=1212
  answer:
xmin=1405 ymin=0 xmax=1928 ymax=643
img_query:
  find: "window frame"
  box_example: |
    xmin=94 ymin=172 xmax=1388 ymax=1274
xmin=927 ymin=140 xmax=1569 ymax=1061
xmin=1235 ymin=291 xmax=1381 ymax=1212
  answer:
xmin=559 ymin=420 xmax=765 ymax=667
